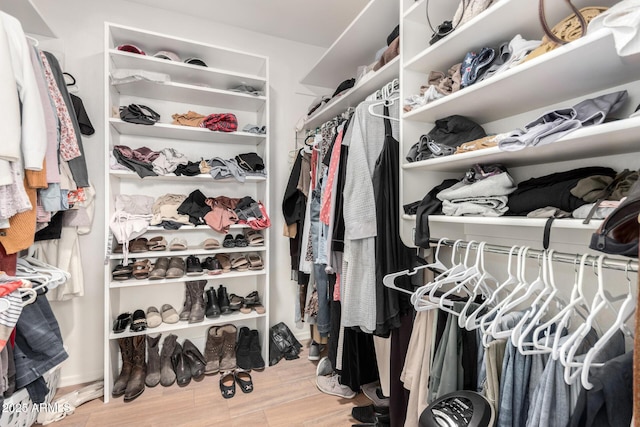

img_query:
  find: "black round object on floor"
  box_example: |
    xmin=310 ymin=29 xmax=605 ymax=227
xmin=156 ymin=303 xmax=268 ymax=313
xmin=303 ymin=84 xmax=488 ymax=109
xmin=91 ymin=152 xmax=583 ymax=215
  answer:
xmin=419 ymin=391 xmax=494 ymax=427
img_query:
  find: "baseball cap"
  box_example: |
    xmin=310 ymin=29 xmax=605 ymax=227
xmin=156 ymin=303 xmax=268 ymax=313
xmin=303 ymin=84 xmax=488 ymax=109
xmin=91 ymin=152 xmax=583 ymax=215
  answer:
xmin=153 ymin=50 xmax=181 ymax=61
xmin=117 ymin=44 xmax=146 ymax=55
xmin=184 ymin=57 xmax=208 ymax=67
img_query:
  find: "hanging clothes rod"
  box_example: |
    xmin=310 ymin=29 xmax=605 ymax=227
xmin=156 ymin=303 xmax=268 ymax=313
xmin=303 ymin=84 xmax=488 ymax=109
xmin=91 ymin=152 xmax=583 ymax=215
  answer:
xmin=426 ymin=238 xmax=638 ymax=273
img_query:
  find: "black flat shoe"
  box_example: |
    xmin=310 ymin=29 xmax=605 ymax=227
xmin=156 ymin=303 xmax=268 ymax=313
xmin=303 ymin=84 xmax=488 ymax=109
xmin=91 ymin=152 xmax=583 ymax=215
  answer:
xmin=182 ymin=339 xmax=206 ymax=379
xmin=220 ymin=371 xmax=235 ymax=399
xmin=222 ymin=234 xmax=235 ymax=248
xmin=234 ymin=369 xmax=253 ymax=393
xmin=129 ymin=309 xmax=147 ymax=332
xmin=112 ymin=312 xmax=131 ymax=333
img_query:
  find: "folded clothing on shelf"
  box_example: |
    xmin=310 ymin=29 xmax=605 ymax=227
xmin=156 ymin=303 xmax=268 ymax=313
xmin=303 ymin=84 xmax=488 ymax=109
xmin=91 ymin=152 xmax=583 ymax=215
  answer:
xmin=437 ymin=170 xmax=516 ymax=217
xmin=200 ymin=113 xmax=238 ymax=132
xmin=406 ymin=115 xmax=486 ymax=162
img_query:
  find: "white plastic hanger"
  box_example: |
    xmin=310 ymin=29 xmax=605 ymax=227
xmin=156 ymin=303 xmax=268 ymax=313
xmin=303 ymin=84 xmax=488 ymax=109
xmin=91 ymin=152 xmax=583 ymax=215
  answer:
xmin=466 ymin=245 xmax=519 ymax=331
xmin=532 ymin=253 xmax=590 ymax=359
xmin=457 ymin=242 xmax=499 ymax=328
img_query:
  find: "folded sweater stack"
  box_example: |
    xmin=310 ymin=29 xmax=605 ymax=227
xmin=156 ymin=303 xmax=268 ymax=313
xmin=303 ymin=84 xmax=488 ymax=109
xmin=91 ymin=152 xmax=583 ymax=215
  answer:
xmin=437 ymin=172 xmax=516 ymax=216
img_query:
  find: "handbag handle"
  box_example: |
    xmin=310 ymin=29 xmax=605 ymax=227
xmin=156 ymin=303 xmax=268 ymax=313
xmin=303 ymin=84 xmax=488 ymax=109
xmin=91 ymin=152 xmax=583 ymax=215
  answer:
xmin=539 ymin=0 xmax=587 ymax=45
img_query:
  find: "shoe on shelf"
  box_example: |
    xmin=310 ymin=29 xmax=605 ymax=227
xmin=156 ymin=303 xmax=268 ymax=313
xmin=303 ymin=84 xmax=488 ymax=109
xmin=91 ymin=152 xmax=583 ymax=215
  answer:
xmin=161 ymin=304 xmax=179 ymax=324
xmin=236 ymin=327 xmax=252 ymax=370
xmin=160 ymin=334 xmax=178 ymax=387
xmin=182 ymin=339 xmax=206 ymax=380
xmin=124 ymin=335 xmax=146 ymax=402
xmin=222 ymin=234 xmax=235 ymax=248
xmin=130 ymin=309 xmax=147 ymax=332
xmin=204 ymin=326 xmax=224 ymax=375
xmin=145 ymin=334 xmax=162 ymax=387
xmin=217 ymin=285 xmax=231 ymax=315
xmin=202 ymin=256 xmax=222 ymax=275
xmin=172 ymin=342 xmax=191 ymax=387
xmin=316 ymin=356 xmax=332 ymax=377
xmin=228 ymin=293 xmax=244 ymax=311
xmin=218 ymin=324 xmax=238 ymax=371
xmin=112 ymin=337 xmax=133 ymax=398
xmin=165 ymin=256 xmax=185 ymax=279
xmin=249 ymin=329 xmax=265 ymax=371
xmin=146 ymin=306 xmax=162 ymax=328
xmin=149 ymin=257 xmax=169 ymax=280
xmin=186 ymin=255 xmax=203 ymax=276
xmin=316 ymin=373 xmax=356 ymax=399
xmin=112 ymin=312 xmax=131 ymax=334
xmin=205 ymin=287 xmax=221 ymax=319
xmin=186 ymin=280 xmax=206 ymax=323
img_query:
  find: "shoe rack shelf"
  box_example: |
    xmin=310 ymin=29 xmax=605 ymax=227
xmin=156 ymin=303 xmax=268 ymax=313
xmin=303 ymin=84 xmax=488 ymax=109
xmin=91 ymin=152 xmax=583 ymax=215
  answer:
xmin=109 ymin=311 xmax=267 ymax=340
xmin=109 ymin=169 xmax=267 ymax=182
xmin=109 ymin=269 xmax=267 ymax=289
xmin=109 ymin=245 xmax=267 ymax=260
xmin=399 ymin=0 xmax=640 ymax=246
xmin=104 ymin=22 xmax=270 ymax=403
xmin=109 ymin=119 xmax=266 ymax=144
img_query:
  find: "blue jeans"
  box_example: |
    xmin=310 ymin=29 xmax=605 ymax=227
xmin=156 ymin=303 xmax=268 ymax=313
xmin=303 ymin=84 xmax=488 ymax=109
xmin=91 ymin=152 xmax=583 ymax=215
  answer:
xmin=310 ymin=189 xmax=330 ymax=337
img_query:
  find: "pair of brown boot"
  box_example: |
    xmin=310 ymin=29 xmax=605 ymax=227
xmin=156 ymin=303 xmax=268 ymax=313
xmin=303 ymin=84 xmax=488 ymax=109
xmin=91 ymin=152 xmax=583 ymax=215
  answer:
xmin=112 ymin=336 xmax=146 ymax=402
xmin=204 ymin=324 xmax=237 ymax=374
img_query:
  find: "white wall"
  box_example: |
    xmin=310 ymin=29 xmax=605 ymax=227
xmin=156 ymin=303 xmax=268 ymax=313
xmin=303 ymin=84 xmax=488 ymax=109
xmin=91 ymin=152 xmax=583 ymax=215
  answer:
xmin=33 ymin=0 xmax=326 ymax=387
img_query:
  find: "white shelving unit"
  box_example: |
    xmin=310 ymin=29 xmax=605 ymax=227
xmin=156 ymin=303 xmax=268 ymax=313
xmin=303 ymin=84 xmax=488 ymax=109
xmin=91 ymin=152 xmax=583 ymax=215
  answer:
xmin=399 ymin=0 xmax=639 ymax=246
xmin=104 ymin=22 xmax=270 ymax=403
xmin=299 ymin=0 xmax=400 ymax=132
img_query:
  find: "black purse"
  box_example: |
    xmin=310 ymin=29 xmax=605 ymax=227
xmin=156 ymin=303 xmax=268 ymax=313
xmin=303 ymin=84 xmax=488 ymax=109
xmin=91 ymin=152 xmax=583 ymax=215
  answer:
xmin=426 ymin=0 xmax=467 ymax=45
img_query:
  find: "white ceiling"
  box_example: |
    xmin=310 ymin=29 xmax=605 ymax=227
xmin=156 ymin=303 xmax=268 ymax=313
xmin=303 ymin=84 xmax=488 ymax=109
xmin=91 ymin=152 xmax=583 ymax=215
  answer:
xmin=126 ymin=0 xmax=370 ymax=48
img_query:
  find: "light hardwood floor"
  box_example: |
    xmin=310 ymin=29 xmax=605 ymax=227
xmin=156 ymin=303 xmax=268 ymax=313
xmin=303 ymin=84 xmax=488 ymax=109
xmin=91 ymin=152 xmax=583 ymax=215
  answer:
xmin=47 ymin=345 xmax=372 ymax=427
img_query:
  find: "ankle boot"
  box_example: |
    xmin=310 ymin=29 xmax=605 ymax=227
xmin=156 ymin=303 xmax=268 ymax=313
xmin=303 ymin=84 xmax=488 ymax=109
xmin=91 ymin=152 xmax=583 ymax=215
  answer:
xmin=218 ymin=285 xmax=231 ymax=315
xmin=124 ymin=335 xmax=146 ymax=402
xmin=182 ymin=339 xmax=206 ymax=379
xmin=145 ymin=334 xmax=162 ymax=387
xmin=112 ymin=337 xmax=133 ymax=397
xmin=249 ymin=329 xmax=266 ymax=371
xmin=204 ymin=326 xmax=224 ymax=375
xmin=219 ymin=324 xmax=238 ymax=371
xmin=235 ymin=327 xmax=252 ymax=370
xmin=172 ymin=342 xmax=191 ymax=387
xmin=160 ymin=334 xmax=178 ymax=387
xmin=187 ymin=280 xmax=206 ymax=323
xmin=179 ymin=283 xmax=192 ymax=321
xmin=205 ymin=287 xmax=221 ymax=318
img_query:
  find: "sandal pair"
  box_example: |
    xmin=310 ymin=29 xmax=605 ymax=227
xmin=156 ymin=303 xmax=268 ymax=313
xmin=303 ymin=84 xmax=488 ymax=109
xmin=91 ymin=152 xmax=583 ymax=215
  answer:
xmin=132 ymin=259 xmax=151 ymax=279
xmin=245 ymin=230 xmax=264 ymax=246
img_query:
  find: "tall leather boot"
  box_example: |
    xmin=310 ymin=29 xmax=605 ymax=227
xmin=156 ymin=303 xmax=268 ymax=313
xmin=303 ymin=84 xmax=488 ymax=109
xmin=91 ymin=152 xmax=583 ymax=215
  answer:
xmin=205 ymin=287 xmax=221 ymax=319
xmin=204 ymin=326 xmax=224 ymax=375
xmin=160 ymin=334 xmax=178 ymax=387
xmin=219 ymin=324 xmax=238 ymax=371
xmin=145 ymin=334 xmax=162 ymax=387
xmin=179 ymin=283 xmax=192 ymax=321
xmin=112 ymin=337 xmax=133 ymax=398
xmin=124 ymin=335 xmax=146 ymax=402
xmin=187 ymin=280 xmax=206 ymax=323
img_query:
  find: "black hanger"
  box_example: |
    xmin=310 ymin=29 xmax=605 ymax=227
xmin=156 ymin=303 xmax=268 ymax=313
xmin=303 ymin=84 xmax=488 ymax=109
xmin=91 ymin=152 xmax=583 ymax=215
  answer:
xmin=63 ymin=72 xmax=76 ymax=86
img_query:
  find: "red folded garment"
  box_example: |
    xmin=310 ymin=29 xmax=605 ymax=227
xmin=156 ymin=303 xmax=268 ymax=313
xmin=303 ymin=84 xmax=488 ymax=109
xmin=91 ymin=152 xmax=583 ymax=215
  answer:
xmin=201 ymin=113 xmax=238 ymax=132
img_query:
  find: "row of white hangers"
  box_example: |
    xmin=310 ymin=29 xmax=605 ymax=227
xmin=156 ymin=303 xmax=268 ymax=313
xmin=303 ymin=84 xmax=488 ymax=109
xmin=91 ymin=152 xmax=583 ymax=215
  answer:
xmin=368 ymin=78 xmax=400 ymax=122
xmin=0 ymin=257 xmax=70 ymax=312
xmin=383 ymin=237 xmax=637 ymax=390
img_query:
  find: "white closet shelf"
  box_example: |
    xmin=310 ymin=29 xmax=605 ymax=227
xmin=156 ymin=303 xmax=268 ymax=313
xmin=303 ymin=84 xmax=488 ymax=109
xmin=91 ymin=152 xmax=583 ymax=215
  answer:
xmin=109 ymin=169 xmax=267 ymax=183
xmin=109 ymin=245 xmax=267 ymax=260
xmin=109 ymin=23 xmax=267 ymax=77
xmin=402 ymin=214 xmax=602 ymax=230
xmin=114 ymin=79 xmax=266 ymax=112
xmin=109 ymin=119 xmax=266 ymax=144
xmin=403 ymin=0 xmax=426 ymax=20
xmin=109 ymin=49 xmax=266 ymax=90
xmin=147 ymin=224 xmax=251 ymax=231
xmin=108 ymin=310 xmax=267 ymax=339
xmin=109 ymin=269 xmax=267 ymax=289
xmin=300 ymin=0 xmax=399 ymax=88
xmin=403 ymin=30 xmax=640 ymax=124
xmin=402 ymin=116 xmax=640 ymax=172
xmin=0 ymin=0 xmax=56 ymax=38
xmin=303 ymin=57 xmax=399 ymax=130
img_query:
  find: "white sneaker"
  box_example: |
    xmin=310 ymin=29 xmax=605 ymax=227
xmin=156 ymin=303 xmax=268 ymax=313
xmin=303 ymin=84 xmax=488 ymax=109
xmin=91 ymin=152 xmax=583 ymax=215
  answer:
xmin=316 ymin=373 xmax=356 ymax=399
xmin=316 ymin=356 xmax=333 ymax=377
